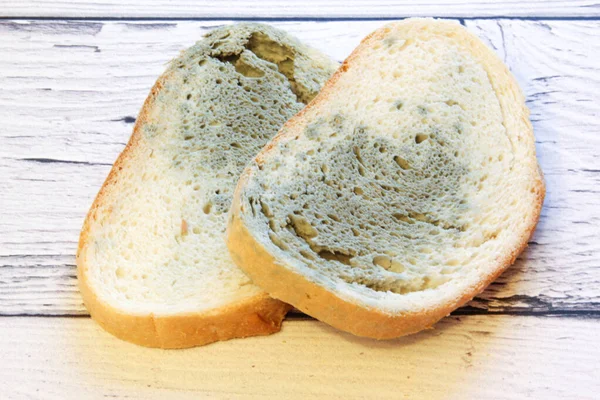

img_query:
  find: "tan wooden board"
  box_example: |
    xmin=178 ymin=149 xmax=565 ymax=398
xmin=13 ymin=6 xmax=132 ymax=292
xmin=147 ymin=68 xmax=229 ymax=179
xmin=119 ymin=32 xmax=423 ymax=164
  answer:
xmin=0 ymin=316 xmax=598 ymax=399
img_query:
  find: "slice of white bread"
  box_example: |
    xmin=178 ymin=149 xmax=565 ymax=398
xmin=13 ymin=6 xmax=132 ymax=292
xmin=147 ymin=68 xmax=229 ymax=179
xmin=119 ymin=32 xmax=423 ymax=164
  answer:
xmin=227 ymin=19 xmax=545 ymax=339
xmin=77 ymin=23 xmax=338 ymax=348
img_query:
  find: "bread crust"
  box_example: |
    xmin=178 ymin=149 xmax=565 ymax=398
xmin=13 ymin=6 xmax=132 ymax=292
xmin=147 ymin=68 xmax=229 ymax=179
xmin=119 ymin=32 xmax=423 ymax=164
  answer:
xmin=78 ymin=256 xmax=290 ymax=348
xmin=77 ymin=32 xmax=294 ymax=349
xmin=227 ymin=19 xmax=545 ymax=339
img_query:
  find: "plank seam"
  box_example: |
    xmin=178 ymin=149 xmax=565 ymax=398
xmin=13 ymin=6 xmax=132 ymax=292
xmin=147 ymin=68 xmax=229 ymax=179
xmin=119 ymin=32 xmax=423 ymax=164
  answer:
xmin=2 ymin=310 xmax=599 ymax=319
xmin=1 ymin=16 xmax=600 ymax=22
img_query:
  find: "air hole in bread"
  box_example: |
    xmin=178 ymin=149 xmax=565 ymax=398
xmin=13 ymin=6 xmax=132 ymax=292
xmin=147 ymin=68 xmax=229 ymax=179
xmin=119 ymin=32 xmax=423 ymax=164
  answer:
xmin=327 ymin=214 xmax=340 ymax=222
xmin=300 ymin=250 xmax=315 ymax=260
xmin=393 ymin=156 xmax=410 ymax=170
xmin=288 ymin=214 xmax=318 ymax=239
xmin=372 ymin=255 xmax=391 ymax=269
xmin=415 ymin=134 xmax=429 ymax=144
xmin=269 ymin=232 xmax=289 ymax=251
xmin=317 ymin=250 xmax=354 ymax=265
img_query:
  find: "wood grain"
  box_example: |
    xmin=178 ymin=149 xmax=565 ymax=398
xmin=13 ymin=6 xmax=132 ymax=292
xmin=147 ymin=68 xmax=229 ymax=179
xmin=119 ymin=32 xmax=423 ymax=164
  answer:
xmin=1 ymin=1 xmax=599 ymax=18
xmin=0 ymin=316 xmax=597 ymax=399
xmin=1 ymin=19 xmax=599 ymax=316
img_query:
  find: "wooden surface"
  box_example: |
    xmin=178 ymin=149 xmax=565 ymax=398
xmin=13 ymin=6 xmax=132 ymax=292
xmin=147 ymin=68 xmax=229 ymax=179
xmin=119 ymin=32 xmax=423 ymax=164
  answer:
xmin=0 ymin=316 xmax=599 ymax=399
xmin=2 ymin=1 xmax=599 ymax=18
xmin=0 ymin=2 xmax=599 ymax=399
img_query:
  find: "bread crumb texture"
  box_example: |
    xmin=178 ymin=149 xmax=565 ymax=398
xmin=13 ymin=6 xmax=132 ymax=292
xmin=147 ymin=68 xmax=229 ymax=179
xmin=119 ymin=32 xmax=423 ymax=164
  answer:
xmin=237 ymin=19 xmax=544 ymax=314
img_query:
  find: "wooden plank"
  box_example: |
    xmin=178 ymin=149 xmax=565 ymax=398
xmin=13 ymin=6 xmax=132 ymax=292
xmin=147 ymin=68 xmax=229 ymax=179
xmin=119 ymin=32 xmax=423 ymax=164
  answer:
xmin=1 ymin=0 xmax=599 ymax=18
xmin=0 ymin=316 xmax=598 ymax=399
xmin=1 ymin=20 xmax=599 ymax=315
xmin=463 ymin=19 xmax=600 ymax=313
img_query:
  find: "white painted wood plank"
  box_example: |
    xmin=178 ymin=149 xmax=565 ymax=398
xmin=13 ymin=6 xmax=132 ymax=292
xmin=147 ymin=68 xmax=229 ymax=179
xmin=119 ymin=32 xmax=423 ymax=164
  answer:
xmin=463 ymin=19 xmax=600 ymax=312
xmin=1 ymin=0 xmax=599 ymax=18
xmin=0 ymin=316 xmax=598 ymax=399
xmin=1 ymin=20 xmax=599 ymax=315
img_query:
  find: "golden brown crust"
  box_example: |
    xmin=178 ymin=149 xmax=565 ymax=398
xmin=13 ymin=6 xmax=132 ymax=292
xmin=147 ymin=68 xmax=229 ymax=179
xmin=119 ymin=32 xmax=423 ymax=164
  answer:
xmin=77 ymin=69 xmax=291 ymax=349
xmin=78 ymin=260 xmax=290 ymax=348
xmin=227 ymin=19 xmax=545 ymax=339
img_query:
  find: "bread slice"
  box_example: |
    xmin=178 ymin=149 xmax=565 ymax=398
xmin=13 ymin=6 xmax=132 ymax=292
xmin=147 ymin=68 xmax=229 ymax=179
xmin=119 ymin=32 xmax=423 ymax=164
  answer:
xmin=77 ymin=23 xmax=338 ymax=348
xmin=227 ymin=19 xmax=545 ymax=339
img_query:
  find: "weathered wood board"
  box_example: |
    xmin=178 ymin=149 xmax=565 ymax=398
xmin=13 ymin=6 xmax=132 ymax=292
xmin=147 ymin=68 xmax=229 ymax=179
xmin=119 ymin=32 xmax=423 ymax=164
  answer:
xmin=1 ymin=19 xmax=598 ymax=315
